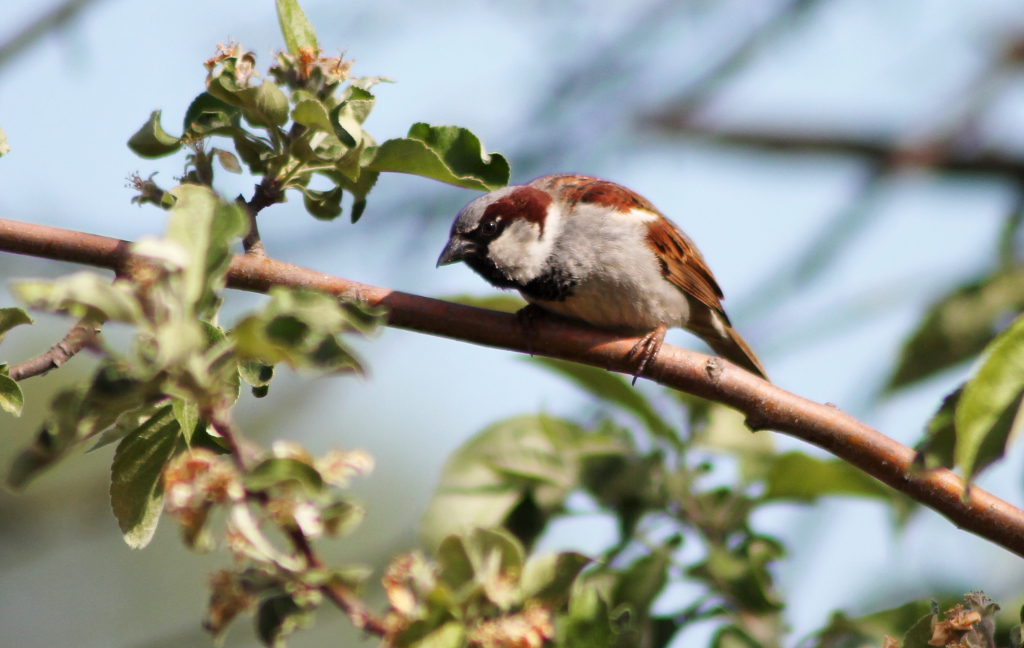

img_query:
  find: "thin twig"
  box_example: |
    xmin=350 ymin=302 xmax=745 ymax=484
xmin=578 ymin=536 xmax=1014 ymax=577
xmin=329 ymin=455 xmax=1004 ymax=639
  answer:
xmin=644 ymin=122 xmax=1024 ymax=183
xmin=212 ymin=414 xmax=390 ymax=636
xmin=239 ymin=179 xmax=284 ymax=257
xmin=8 ymin=318 xmax=99 ymax=381
xmin=2 ymin=217 xmax=1024 ymax=559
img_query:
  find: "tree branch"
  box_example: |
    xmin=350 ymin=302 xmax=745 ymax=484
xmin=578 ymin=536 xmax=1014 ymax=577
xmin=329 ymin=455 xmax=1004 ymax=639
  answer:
xmin=643 ymin=121 xmax=1024 ymax=182
xmin=2 ymin=217 xmax=1024 ymax=558
xmin=8 ymin=317 xmax=98 ymax=381
xmin=0 ymin=0 xmax=106 ymax=71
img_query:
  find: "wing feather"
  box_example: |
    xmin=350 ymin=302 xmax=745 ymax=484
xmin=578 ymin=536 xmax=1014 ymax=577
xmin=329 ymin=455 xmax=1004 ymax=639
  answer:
xmin=531 ymin=174 xmax=726 ymax=314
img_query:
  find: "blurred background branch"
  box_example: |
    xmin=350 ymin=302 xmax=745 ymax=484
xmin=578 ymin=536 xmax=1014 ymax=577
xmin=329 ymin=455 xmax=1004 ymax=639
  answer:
xmin=0 ymin=0 xmax=106 ymax=71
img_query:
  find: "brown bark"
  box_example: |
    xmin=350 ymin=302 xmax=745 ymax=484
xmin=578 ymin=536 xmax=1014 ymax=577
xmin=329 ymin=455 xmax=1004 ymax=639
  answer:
xmin=2 ymin=217 xmax=1024 ymax=558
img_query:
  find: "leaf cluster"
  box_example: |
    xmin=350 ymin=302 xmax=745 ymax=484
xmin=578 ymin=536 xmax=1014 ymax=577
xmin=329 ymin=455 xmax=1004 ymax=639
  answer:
xmin=127 ymin=0 xmax=509 ymax=223
xmin=886 ymin=253 xmax=1024 ymax=483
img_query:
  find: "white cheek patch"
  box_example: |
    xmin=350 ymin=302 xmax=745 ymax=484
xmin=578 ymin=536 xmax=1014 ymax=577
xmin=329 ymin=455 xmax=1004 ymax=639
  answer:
xmin=488 ymin=219 xmax=552 ymax=283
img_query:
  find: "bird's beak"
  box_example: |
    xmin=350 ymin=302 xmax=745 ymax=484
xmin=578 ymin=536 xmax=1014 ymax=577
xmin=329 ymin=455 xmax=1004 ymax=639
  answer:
xmin=436 ymin=236 xmax=476 ymax=267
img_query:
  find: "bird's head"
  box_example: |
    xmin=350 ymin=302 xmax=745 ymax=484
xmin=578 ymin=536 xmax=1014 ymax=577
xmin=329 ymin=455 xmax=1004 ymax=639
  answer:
xmin=437 ymin=184 xmax=560 ymax=286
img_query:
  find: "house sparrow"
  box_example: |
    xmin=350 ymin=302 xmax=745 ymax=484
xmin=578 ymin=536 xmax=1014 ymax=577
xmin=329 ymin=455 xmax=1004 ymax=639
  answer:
xmin=437 ymin=174 xmax=767 ymax=381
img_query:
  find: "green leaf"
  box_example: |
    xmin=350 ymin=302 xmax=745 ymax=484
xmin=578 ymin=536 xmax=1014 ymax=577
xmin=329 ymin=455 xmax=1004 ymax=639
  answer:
xmin=763 ymin=451 xmax=898 ymax=503
xmin=243 ymin=80 xmax=291 ymax=129
xmin=232 ymin=287 xmax=379 ymax=374
xmin=694 ymin=402 xmax=776 ymax=481
xmin=275 ymin=0 xmax=318 ymax=56
xmin=173 ymin=398 xmax=200 ymax=445
xmin=165 ymin=184 xmax=249 ymax=317
xmin=687 ymin=537 xmax=784 ymax=613
xmin=419 ymin=414 xmax=625 ymax=548
xmin=0 ymin=307 xmax=32 ymax=342
xmin=234 ymin=134 xmax=276 ymax=175
xmin=521 ymin=552 xmax=590 ymax=605
xmin=614 ymin=550 xmax=671 ymax=617
xmin=245 ymin=458 xmax=324 ymax=494
xmin=955 ymin=314 xmax=1024 ymax=480
xmin=902 ymin=612 xmax=935 ymax=648
xmin=0 ymin=374 xmax=24 ymax=416
xmin=345 ymin=87 xmax=375 ymax=124
xmin=89 ymin=403 xmax=169 ymax=452
xmin=803 ymin=600 xmax=948 ymax=648
xmin=292 ymin=98 xmax=334 ymax=134
xmin=441 ymin=293 xmax=526 ymax=313
xmin=128 ymin=110 xmax=183 ymax=158
xmin=409 ymin=622 xmax=464 ymax=648
xmin=240 ymin=360 xmax=275 ymax=398
xmin=330 ymin=102 xmax=363 ymax=148
xmin=255 ymin=594 xmax=312 ymax=648
xmin=182 ymin=92 xmax=239 ymax=134
xmin=367 ymin=123 xmax=510 ymax=191
xmin=110 ymin=406 xmax=181 ymax=548
xmin=711 ymin=626 xmax=762 ymax=648
xmin=301 ymin=185 xmax=344 ymax=221
xmin=914 ymin=387 xmax=960 ymax=471
xmin=0 ymin=126 xmax=9 ymax=157
xmin=13 ymin=272 xmax=141 ymax=322
xmin=887 ymin=267 xmax=1024 ymax=391
xmin=530 ymin=357 xmax=679 ymax=447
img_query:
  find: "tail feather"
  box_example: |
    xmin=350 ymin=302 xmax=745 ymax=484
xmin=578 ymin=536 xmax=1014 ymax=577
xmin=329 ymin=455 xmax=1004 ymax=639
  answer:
xmin=705 ymin=327 xmax=768 ymax=380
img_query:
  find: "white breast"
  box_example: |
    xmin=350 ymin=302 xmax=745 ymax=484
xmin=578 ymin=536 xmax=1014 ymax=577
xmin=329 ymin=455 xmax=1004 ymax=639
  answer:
xmin=522 ymin=204 xmax=690 ymax=334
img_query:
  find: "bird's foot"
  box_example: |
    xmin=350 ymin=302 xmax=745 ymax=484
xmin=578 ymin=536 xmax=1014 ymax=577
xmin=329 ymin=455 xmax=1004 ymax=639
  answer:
xmin=515 ymin=303 xmax=548 ymax=356
xmin=626 ymin=325 xmax=667 ymax=385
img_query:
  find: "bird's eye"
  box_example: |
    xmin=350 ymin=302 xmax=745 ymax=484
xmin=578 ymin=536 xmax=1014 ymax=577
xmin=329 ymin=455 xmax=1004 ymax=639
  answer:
xmin=481 ymin=220 xmax=499 ymax=236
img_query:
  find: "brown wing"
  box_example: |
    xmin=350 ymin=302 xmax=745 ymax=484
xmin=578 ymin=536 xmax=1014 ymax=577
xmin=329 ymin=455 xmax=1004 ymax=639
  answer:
xmin=646 ymin=215 xmax=726 ymax=314
xmin=530 ymin=175 xmax=726 ymax=314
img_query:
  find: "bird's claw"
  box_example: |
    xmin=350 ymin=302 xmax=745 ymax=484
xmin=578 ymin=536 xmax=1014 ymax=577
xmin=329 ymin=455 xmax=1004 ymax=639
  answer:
xmin=627 ymin=325 xmax=667 ymax=385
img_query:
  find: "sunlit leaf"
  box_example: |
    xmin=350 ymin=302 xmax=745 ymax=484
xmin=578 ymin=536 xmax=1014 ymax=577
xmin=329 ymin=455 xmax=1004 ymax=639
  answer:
xmin=232 ymin=287 xmax=379 ymax=374
xmin=246 ymin=457 xmax=324 ymax=495
xmin=530 ymin=357 xmax=679 ymax=447
xmin=0 ymin=307 xmax=32 ymax=342
xmin=0 ymin=374 xmax=24 ymax=416
xmin=165 ymin=184 xmax=249 ymax=318
xmin=367 ymin=123 xmax=509 ymax=191
xmin=887 ymin=267 xmax=1024 ymax=391
xmin=110 ymin=406 xmax=181 ymax=548
xmin=409 ymin=622 xmax=464 ymax=648
xmin=128 ymin=110 xmax=183 ymax=158
xmin=521 ymin=552 xmax=591 ymax=605
xmin=13 ymin=272 xmax=141 ymax=323
xmin=275 ymin=0 xmax=318 ymax=56
xmin=614 ymin=549 xmax=671 ymax=616
xmin=0 ymin=126 xmax=9 ymax=157
xmin=420 ymin=414 xmax=625 ymax=549
xmin=955 ymin=314 xmax=1024 ymax=481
